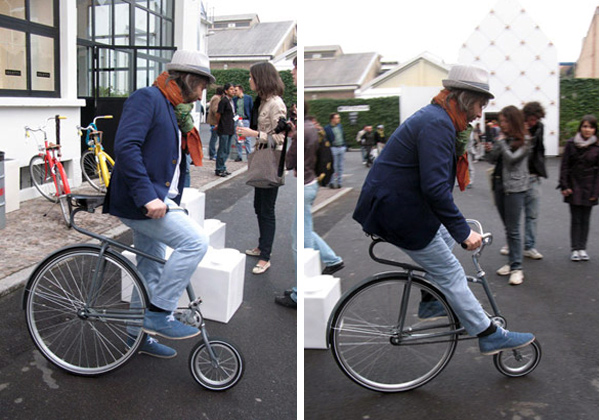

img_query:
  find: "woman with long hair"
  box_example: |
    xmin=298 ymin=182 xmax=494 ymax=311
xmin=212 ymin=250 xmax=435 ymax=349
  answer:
xmin=487 ymin=105 xmax=530 ymax=285
xmin=559 ymin=115 xmax=599 ymax=261
xmin=237 ymin=62 xmax=287 ymax=274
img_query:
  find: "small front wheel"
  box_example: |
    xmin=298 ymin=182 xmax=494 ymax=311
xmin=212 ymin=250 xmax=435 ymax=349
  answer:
xmin=189 ymin=338 xmax=244 ymax=391
xmin=493 ymin=339 xmax=542 ymax=378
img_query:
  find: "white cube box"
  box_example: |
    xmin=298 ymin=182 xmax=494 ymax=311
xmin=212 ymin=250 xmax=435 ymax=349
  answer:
xmin=180 ymin=188 xmax=206 ymax=227
xmin=304 ymin=275 xmax=341 ymax=349
xmin=121 ymin=247 xmax=245 ymax=323
xmin=304 ymin=248 xmax=322 ymax=278
xmin=204 ymin=219 xmax=226 ymax=249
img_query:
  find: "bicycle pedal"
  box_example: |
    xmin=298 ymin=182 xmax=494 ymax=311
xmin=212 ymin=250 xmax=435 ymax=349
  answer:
xmin=189 ymin=297 xmax=203 ymax=308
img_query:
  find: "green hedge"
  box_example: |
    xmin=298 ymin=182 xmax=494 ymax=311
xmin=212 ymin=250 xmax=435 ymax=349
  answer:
xmin=560 ymin=78 xmax=599 ymax=145
xmin=306 ymin=97 xmax=400 ymax=148
xmin=207 ymin=68 xmax=297 ymax=112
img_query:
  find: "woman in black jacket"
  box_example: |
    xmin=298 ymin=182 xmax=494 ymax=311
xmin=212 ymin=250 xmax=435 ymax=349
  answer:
xmin=559 ymin=115 xmax=599 ymax=261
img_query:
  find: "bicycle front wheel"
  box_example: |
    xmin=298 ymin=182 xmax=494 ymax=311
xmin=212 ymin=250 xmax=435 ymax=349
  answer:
xmin=81 ymin=150 xmax=111 ymax=192
xmin=29 ymin=155 xmax=58 ymax=202
xmin=24 ymin=245 xmax=148 ymax=376
xmin=189 ymin=338 xmax=244 ymax=391
xmin=330 ymin=275 xmax=459 ymax=392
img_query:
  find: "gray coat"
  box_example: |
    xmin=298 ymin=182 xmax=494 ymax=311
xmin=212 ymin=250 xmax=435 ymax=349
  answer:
xmin=488 ymin=137 xmax=530 ymax=193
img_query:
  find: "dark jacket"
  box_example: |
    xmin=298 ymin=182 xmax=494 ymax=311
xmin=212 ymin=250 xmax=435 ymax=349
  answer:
xmin=353 ymin=104 xmax=470 ymax=250
xmin=558 ymin=139 xmax=599 ymax=206
xmin=324 ymin=123 xmax=346 ymax=147
xmin=233 ymin=94 xmax=253 ymax=120
xmin=104 ymin=86 xmax=186 ymax=219
xmin=527 ymin=122 xmax=547 ymax=178
xmin=304 ymin=119 xmax=319 ymax=185
xmin=217 ymin=96 xmax=235 ymax=135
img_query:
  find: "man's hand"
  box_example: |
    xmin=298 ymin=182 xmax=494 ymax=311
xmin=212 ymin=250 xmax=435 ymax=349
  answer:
xmin=462 ymin=230 xmax=483 ymax=251
xmin=144 ymin=198 xmax=168 ymax=219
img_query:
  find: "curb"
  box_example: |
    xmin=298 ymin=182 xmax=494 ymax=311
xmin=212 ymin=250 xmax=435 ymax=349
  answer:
xmin=0 ymin=166 xmax=249 ymax=299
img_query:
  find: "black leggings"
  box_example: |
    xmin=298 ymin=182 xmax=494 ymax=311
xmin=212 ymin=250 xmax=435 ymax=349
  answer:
xmin=254 ymin=187 xmax=279 ymax=261
xmin=570 ymin=204 xmax=593 ymax=251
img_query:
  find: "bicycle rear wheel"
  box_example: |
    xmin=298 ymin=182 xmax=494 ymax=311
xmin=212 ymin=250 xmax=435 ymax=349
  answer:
xmin=189 ymin=338 xmax=244 ymax=391
xmin=330 ymin=275 xmax=459 ymax=392
xmin=29 ymin=155 xmax=58 ymax=202
xmin=81 ymin=150 xmax=111 ymax=192
xmin=24 ymin=245 xmax=148 ymax=376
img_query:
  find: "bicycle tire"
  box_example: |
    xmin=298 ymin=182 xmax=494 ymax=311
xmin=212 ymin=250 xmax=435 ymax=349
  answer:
xmin=29 ymin=155 xmax=58 ymax=202
xmin=189 ymin=338 xmax=244 ymax=391
xmin=493 ymin=339 xmax=542 ymax=378
xmin=329 ymin=273 xmax=459 ymax=392
xmin=24 ymin=245 xmax=149 ymax=376
xmin=81 ymin=150 xmax=113 ymax=192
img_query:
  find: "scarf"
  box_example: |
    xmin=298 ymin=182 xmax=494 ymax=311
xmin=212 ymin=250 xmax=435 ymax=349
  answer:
xmin=432 ymin=89 xmax=471 ymax=191
xmin=153 ymin=72 xmax=203 ymax=166
xmin=574 ymin=132 xmax=598 ymax=148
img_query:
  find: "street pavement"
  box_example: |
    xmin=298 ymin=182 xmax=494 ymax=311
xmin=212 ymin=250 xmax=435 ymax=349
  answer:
xmin=0 ymin=125 xmax=297 ymax=419
xmin=305 ymin=150 xmax=598 ymax=420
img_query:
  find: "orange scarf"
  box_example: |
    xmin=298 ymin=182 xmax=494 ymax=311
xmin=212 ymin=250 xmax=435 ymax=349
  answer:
xmin=153 ymin=72 xmax=203 ymax=166
xmin=432 ymin=89 xmax=470 ymax=191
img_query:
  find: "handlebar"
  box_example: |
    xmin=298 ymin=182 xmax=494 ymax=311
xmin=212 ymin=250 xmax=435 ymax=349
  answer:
xmin=77 ymin=115 xmax=113 ymax=136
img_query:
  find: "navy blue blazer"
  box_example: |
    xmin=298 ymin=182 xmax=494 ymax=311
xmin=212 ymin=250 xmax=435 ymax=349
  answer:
xmin=104 ymin=86 xmax=185 ymax=219
xmin=324 ymin=123 xmax=346 ymax=147
xmin=353 ymin=104 xmax=471 ymax=250
xmin=233 ymin=94 xmax=254 ymax=120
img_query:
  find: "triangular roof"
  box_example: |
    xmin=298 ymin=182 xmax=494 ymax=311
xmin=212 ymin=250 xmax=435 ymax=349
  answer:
xmin=208 ymin=21 xmax=296 ymax=58
xmin=305 ymin=52 xmax=380 ymax=89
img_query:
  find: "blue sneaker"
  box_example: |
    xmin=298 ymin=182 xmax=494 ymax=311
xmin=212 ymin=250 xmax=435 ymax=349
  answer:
xmin=418 ymin=300 xmax=447 ymax=320
xmin=128 ymin=336 xmax=177 ymax=359
xmin=479 ymin=327 xmax=535 ymax=355
xmin=143 ymin=310 xmax=200 ymax=340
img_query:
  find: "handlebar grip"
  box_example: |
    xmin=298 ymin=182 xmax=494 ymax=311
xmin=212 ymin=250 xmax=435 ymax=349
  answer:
xmin=461 ymin=242 xmax=468 ymax=249
xmin=58 ymin=116 xmax=67 ymax=120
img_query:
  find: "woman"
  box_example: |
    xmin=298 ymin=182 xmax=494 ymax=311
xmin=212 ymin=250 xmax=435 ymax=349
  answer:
xmin=558 ymin=115 xmax=599 ymax=261
xmin=487 ymin=106 xmax=530 ymax=285
xmin=237 ymin=62 xmax=287 ymax=274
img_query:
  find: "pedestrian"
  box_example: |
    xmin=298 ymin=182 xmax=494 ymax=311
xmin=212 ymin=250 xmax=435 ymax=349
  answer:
xmin=375 ymin=124 xmax=386 ymax=154
xmin=237 ymin=62 xmax=287 ymax=274
xmin=558 ymin=115 xmax=599 ymax=262
xmin=466 ymin=121 xmax=480 ymax=188
xmin=207 ymin=86 xmax=223 ymax=161
xmin=353 ymin=64 xmax=534 ymax=355
xmin=104 ymin=50 xmax=214 ymax=358
xmin=275 ymin=57 xmax=298 ymax=308
xmin=233 ymin=84 xmax=254 ymax=162
xmin=214 ymin=83 xmax=236 ymax=177
xmin=356 ymin=125 xmax=368 ymax=165
xmin=486 ymin=105 xmax=530 ymax=285
xmin=324 ymin=112 xmax=347 ymax=188
xmin=306 ymin=108 xmax=345 ymax=276
xmin=361 ymin=125 xmax=376 ymax=167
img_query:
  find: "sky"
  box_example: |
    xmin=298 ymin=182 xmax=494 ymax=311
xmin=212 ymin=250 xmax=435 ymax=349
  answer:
xmin=206 ymin=0 xmax=598 ymax=64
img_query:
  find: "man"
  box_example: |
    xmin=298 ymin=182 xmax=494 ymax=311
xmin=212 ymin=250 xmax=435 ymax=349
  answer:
xmin=324 ymin=113 xmax=347 ymax=188
xmin=522 ymin=101 xmax=547 ymax=260
xmin=353 ymin=64 xmax=535 ymax=356
xmin=356 ymin=125 xmax=368 ymax=165
xmin=104 ymin=50 xmax=215 ymax=358
xmin=206 ymin=86 xmax=223 ymax=160
xmin=233 ymin=84 xmax=254 ymax=162
xmin=360 ymin=125 xmax=376 ymax=167
xmin=215 ymin=83 xmax=236 ymax=177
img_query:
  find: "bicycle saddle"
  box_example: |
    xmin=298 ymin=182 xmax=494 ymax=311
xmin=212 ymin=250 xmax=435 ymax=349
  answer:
xmin=47 ymin=142 xmax=61 ymax=149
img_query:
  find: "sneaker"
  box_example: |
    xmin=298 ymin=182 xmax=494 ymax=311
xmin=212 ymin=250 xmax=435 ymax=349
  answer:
xmin=234 ymin=157 xmax=242 ymax=162
xmin=500 ymin=245 xmax=509 ymax=255
xmin=143 ymin=310 xmax=200 ymax=340
xmin=274 ymin=294 xmax=297 ymax=309
xmin=496 ymin=264 xmax=511 ymax=276
xmin=579 ymin=250 xmax=590 ymax=261
xmin=508 ymin=269 xmax=524 ymax=285
xmin=322 ymin=260 xmax=344 ymax=275
xmin=418 ymin=300 xmax=447 ymax=320
xmin=570 ymin=250 xmax=581 ymax=262
xmin=479 ymin=327 xmax=535 ymax=355
xmin=524 ymin=248 xmax=543 ymax=259
xmin=127 ymin=336 xmax=177 ymax=359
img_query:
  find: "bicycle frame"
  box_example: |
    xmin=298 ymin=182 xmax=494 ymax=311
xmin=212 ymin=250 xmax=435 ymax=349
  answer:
xmin=80 ymin=116 xmax=114 ymax=189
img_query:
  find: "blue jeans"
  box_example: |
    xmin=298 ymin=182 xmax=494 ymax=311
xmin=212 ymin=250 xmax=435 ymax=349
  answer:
xmin=216 ymin=134 xmax=234 ymax=172
xmin=330 ymin=146 xmax=346 ymax=187
xmin=235 ymin=119 xmax=254 ymax=160
xmin=304 ymin=181 xmax=343 ymax=266
xmin=208 ymin=125 xmax=219 ymax=159
xmin=401 ymin=225 xmax=491 ymax=336
xmin=524 ymin=175 xmax=541 ymax=250
xmin=494 ymin=181 xmax=526 ymax=270
xmin=120 ymin=199 xmax=209 ymax=311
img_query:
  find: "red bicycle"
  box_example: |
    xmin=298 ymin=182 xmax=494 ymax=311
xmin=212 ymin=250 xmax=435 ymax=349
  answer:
xmin=25 ymin=115 xmax=72 ymax=227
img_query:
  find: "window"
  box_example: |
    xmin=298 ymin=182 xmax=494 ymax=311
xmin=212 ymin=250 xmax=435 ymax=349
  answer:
xmin=0 ymin=0 xmax=59 ymax=97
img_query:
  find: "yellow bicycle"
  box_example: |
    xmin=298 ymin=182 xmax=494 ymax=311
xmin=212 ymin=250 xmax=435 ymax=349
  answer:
xmin=78 ymin=115 xmax=115 ymax=193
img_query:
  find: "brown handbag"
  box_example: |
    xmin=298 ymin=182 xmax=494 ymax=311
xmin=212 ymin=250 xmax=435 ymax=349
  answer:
xmin=246 ymin=135 xmax=287 ymax=188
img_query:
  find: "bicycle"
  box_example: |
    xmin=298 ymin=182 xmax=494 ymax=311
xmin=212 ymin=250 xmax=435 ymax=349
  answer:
xmin=327 ymin=220 xmax=541 ymax=393
xmin=22 ymin=194 xmax=244 ymax=391
xmin=78 ymin=115 xmax=115 ymax=193
xmin=25 ymin=115 xmax=72 ymax=227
